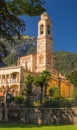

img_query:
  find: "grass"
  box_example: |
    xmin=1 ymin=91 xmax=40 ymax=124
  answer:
xmin=0 ymin=123 xmax=77 ymax=130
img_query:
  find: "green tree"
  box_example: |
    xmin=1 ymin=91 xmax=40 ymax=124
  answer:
xmin=0 ymin=41 xmax=7 ymax=59
xmin=14 ymin=95 xmax=24 ymax=105
xmin=42 ymin=97 xmax=73 ymax=108
xmin=34 ymin=73 xmax=45 ymax=104
xmin=23 ymin=74 xmax=34 ymax=107
xmin=41 ymin=70 xmax=51 ymax=97
xmin=0 ymin=0 xmax=45 ymax=53
xmin=68 ymin=71 xmax=77 ymax=87
xmin=49 ymin=87 xmax=60 ymax=98
xmin=34 ymin=70 xmax=50 ymax=104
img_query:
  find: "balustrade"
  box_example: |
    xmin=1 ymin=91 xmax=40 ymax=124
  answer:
xmin=0 ymin=73 xmax=19 ymax=86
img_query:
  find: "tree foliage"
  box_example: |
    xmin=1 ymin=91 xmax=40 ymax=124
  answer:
xmin=0 ymin=41 xmax=7 ymax=58
xmin=34 ymin=70 xmax=51 ymax=104
xmin=41 ymin=70 xmax=51 ymax=96
xmin=54 ymin=51 xmax=77 ymax=76
xmin=14 ymin=95 xmax=24 ymax=105
xmin=0 ymin=0 xmax=45 ymax=54
xmin=42 ymin=97 xmax=73 ymax=108
xmin=49 ymin=87 xmax=60 ymax=98
xmin=68 ymin=71 xmax=77 ymax=87
xmin=0 ymin=0 xmax=25 ymax=41
xmin=24 ymin=74 xmax=34 ymax=96
xmin=0 ymin=0 xmax=45 ymax=40
xmin=23 ymin=74 xmax=34 ymax=107
xmin=34 ymin=73 xmax=45 ymax=104
xmin=7 ymin=0 xmax=45 ymax=16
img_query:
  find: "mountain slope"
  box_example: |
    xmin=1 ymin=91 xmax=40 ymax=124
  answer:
xmin=54 ymin=51 xmax=77 ymax=76
xmin=0 ymin=36 xmax=37 ymax=66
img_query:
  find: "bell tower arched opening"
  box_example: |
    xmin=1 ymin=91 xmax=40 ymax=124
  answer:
xmin=40 ymin=24 xmax=44 ymax=35
xmin=47 ymin=25 xmax=51 ymax=35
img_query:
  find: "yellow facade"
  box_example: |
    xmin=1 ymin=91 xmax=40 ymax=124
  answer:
xmin=48 ymin=73 xmax=73 ymax=98
xmin=0 ymin=13 xmax=74 ymax=99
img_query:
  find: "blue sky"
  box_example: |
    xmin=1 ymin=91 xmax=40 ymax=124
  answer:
xmin=21 ymin=0 xmax=77 ymax=53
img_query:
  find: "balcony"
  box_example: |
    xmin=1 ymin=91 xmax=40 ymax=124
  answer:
xmin=11 ymin=79 xmax=16 ymax=83
xmin=0 ymin=72 xmax=20 ymax=88
xmin=0 ymin=78 xmax=19 ymax=87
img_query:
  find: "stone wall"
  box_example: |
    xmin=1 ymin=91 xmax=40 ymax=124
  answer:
xmin=0 ymin=108 xmax=77 ymax=124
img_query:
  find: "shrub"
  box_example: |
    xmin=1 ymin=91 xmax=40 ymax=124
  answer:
xmin=24 ymin=98 xmax=34 ymax=108
xmin=14 ymin=96 xmax=24 ymax=105
xmin=49 ymin=87 xmax=60 ymax=98
xmin=42 ymin=97 xmax=73 ymax=108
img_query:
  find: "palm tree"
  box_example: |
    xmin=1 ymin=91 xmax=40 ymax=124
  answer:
xmin=41 ymin=70 xmax=51 ymax=97
xmin=23 ymin=74 xmax=34 ymax=107
xmin=34 ymin=73 xmax=45 ymax=105
xmin=34 ymin=70 xmax=51 ymax=104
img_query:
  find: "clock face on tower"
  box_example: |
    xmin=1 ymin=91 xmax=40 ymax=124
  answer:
xmin=39 ymin=43 xmax=44 ymax=50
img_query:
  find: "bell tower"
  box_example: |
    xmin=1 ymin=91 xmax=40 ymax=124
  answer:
xmin=37 ymin=12 xmax=54 ymax=73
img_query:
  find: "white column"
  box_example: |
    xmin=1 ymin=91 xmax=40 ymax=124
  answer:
xmin=5 ymin=75 xmax=7 ymax=84
xmin=0 ymin=75 xmax=2 ymax=84
xmin=9 ymin=74 xmax=11 ymax=84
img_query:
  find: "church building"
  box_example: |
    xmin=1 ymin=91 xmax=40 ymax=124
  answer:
xmin=0 ymin=13 xmax=73 ymax=100
xmin=20 ymin=13 xmax=55 ymax=73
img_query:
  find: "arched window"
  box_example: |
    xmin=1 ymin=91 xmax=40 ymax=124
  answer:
xmin=39 ymin=54 xmax=44 ymax=64
xmin=40 ymin=25 xmax=44 ymax=35
xmin=47 ymin=25 xmax=51 ymax=35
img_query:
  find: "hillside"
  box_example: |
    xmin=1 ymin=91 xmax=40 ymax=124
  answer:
xmin=54 ymin=51 xmax=77 ymax=76
xmin=0 ymin=36 xmax=77 ymax=76
xmin=0 ymin=36 xmax=37 ymax=66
